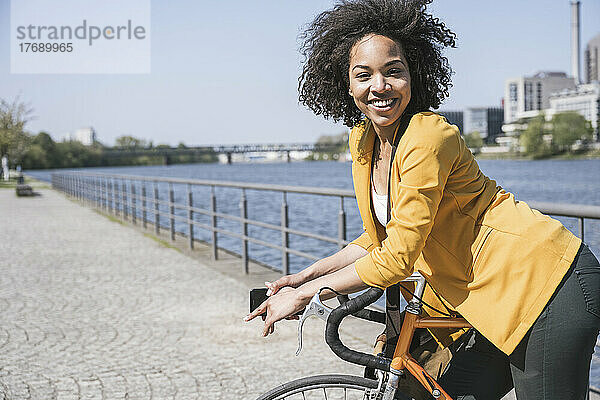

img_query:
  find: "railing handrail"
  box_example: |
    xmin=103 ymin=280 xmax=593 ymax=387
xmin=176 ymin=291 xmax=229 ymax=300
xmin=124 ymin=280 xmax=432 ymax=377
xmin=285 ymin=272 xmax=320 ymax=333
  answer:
xmin=52 ymin=171 xmax=600 ymax=219
xmin=53 ymin=171 xmax=356 ymax=198
xmin=526 ymin=201 xmax=600 ymax=220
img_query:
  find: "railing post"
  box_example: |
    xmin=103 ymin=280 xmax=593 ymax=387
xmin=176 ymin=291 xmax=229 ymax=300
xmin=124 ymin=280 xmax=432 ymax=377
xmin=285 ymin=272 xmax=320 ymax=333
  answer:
xmin=131 ymin=182 xmax=137 ymax=224
xmin=154 ymin=182 xmax=160 ymax=234
xmin=142 ymin=184 xmax=147 ymax=229
xmin=114 ymin=179 xmax=120 ymax=217
xmin=122 ymin=180 xmax=128 ymax=220
xmin=210 ymin=186 xmax=218 ymax=260
xmin=100 ymin=178 xmax=105 ymax=210
xmin=281 ymin=192 xmax=289 ymax=275
xmin=92 ymin=177 xmax=102 ymax=208
xmin=169 ymin=183 xmax=175 ymax=241
xmin=240 ymin=189 xmax=248 ymax=274
xmin=104 ymin=178 xmax=109 ymax=211
xmin=76 ymin=175 xmax=80 ymax=201
xmin=91 ymin=177 xmax=95 ymax=205
xmin=580 ymin=217 xmax=585 ymax=242
xmin=188 ymin=184 xmax=194 ymax=249
xmin=83 ymin=176 xmax=87 ymax=204
xmin=91 ymin=177 xmax=95 ymax=206
xmin=108 ymin=179 xmax=113 ymax=214
xmin=338 ymin=196 xmax=346 ymax=250
xmin=94 ymin=177 xmax=99 ymax=207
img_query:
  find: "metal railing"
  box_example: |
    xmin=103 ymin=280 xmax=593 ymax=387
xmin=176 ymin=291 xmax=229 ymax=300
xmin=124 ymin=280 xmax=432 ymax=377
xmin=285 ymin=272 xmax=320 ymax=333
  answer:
xmin=50 ymin=172 xmax=600 ymax=269
xmin=51 ymin=172 xmax=355 ymax=275
xmin=51 ymin=171 xmax=600 ymax=395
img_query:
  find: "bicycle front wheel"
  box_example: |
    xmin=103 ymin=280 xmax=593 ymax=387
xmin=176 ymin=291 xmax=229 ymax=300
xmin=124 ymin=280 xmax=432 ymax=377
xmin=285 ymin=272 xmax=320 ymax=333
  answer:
xmin=257 ymin=374 xmax=379 ymax=400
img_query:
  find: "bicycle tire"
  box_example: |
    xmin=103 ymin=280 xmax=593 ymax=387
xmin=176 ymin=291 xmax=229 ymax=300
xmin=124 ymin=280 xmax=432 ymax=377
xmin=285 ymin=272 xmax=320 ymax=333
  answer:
xmin=257 ymin=374 xmax=381 ymax=400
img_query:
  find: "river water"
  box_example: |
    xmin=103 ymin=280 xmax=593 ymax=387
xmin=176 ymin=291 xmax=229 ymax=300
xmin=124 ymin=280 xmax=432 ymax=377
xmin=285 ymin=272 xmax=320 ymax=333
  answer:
xmin=29 ymin=159 xmax=600 ymax=386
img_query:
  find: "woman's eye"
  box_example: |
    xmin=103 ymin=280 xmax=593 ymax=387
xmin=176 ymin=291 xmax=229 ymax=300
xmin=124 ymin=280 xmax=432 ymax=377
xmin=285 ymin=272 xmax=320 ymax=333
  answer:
xmin=387 ymin=68 xmax=403 ymax=76
xmin=355 ymin=73 xmax=370 ymax=80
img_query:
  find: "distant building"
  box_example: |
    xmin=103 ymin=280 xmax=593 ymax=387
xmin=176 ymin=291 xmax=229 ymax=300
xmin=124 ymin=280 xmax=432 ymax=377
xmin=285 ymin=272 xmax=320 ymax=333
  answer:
xmin=463 ymin=107 xmax=504 ymax=144
xmin=65 ymin=127 xmax=96 ymax=146
xmin=548 ymin=82 xmax=600 ymax=141
xmin=585 ymin=33 xmax=600 ymax=83
xmin=504 ymin=71 xmax=576 ymax=123
xmin=438 ymin=110 xmax=463 ymax=133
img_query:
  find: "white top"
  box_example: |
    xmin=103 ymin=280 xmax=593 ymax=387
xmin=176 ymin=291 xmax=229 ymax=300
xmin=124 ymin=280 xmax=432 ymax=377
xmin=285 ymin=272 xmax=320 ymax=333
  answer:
xmin=371 ymin=180 xmax=389 ymax=227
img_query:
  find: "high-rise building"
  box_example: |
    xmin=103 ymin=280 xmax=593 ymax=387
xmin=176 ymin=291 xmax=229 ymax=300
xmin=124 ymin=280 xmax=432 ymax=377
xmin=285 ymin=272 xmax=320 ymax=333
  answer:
xmin=438 ymin=110 xmax=463 ymax=133
xmin=504 ymin=72 xmax=576 ymax=123
xmin=65 ymin=127 xmax=96 ymax=146
xmin=548 ymin=82 xmax=600 ymax=141
xmin=464 ymin=107 xmax=504 ymax=144
xmin=585 ymin=33 xmax=600 ymax=83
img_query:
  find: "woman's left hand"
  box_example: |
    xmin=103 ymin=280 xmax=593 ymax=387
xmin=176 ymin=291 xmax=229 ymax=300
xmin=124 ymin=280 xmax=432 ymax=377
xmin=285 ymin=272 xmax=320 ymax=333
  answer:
xmin=244 ymin=286 xmax=310 ymax=336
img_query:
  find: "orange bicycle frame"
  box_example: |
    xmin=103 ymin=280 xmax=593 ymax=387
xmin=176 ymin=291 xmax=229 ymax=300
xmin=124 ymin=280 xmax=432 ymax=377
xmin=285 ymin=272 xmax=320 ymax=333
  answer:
xmin=388 ymin=273 xmax=472 ymax=399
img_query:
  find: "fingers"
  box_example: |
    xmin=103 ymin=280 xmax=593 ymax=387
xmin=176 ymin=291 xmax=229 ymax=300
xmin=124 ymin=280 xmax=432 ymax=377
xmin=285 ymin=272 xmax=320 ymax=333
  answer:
xmin=265 ymin=276 xmax=292 ymax=296
xmin=262 ymin=317 xmax=276 ymax=336
xmin=265 ymin=280 xmax=281 ymax=296
xmin=244 ymin=300 xmax=267 ymax=322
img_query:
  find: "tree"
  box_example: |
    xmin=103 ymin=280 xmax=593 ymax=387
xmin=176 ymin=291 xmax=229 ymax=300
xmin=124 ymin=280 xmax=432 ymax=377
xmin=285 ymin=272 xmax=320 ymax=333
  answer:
xmin=22 ymin=132 xmax=61 ymax=169
xmin=550 ymin=112 xmax=592 ymax=152
xmin=0 ymin=97 xmax=34 ymax=166
xmin=520 ymin=115 xmax=551 ymax=159
xmin=313 ymin=131 xmax=349 ymax=160
xmin=463 ymin=131 xmax=484 ymax=150
xmin=114 ymin=135 xmax=148 ymax=149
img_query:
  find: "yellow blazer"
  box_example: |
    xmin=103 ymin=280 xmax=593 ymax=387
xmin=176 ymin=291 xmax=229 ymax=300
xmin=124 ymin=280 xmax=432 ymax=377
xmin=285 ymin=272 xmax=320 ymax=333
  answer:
xmin=350 ymin=112 xmax=581 ymax=354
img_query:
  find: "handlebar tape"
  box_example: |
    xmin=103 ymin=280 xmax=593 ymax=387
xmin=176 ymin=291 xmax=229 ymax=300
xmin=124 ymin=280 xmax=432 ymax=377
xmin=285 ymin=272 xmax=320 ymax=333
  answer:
xmin=325 ymin=287 xmax=392 ymax=372
xmin=336 ymin=294 xmax=386 ymax=325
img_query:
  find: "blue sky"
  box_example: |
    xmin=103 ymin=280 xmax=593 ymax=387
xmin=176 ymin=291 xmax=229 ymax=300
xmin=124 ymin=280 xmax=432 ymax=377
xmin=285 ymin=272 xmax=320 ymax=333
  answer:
xmin=1 ymin=0 xmax=599 ymax=146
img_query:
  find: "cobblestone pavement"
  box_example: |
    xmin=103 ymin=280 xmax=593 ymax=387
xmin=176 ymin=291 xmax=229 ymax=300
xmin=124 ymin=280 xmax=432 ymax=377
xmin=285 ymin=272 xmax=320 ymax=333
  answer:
xmin=1 ymin=189 xmax=383 ymax=399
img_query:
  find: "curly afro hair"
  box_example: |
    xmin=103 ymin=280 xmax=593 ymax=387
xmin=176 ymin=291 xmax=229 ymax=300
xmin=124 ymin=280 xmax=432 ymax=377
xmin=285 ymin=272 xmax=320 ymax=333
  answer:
xmin=298 ymin=0 xmax=457 ymax=127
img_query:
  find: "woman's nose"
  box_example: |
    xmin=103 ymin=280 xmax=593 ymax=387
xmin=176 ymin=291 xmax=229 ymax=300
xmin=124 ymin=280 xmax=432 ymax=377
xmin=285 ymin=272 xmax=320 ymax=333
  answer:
xmin=371 ymin=74 xmax=391 ymax=93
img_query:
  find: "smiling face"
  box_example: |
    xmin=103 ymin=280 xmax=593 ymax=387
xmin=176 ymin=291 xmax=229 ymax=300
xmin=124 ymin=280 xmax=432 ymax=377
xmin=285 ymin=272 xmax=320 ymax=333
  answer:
xmin=348 ymin=34 xmax=411 ymax=134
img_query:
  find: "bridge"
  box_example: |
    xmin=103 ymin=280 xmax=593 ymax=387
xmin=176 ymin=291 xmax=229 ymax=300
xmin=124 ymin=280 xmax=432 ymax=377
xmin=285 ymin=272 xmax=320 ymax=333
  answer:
xmin=102 ymin=143 xmax=345 ymax=164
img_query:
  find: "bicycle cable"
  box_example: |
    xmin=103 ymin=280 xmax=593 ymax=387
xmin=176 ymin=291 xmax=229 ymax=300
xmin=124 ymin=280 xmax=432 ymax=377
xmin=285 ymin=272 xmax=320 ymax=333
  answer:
xmin=321 ymin=285 xmax=456 ymax=318
xmin=397 ymin=283 xmax=455 ymax=317
xmin=319 ymin=287 xmax=344 ymax=296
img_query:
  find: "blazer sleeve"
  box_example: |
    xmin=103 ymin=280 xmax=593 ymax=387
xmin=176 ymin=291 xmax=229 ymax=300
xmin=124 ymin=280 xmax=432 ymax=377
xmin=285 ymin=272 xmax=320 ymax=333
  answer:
xmin=350 ymin=229 xmax=375 ymax=251
xmin=355 ymin=116 xmax=460 ymax=289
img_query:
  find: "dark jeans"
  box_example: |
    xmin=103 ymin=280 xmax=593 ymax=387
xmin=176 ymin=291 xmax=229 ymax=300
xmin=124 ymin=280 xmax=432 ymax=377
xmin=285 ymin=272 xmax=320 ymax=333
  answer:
xmin=438 ymin=244 xmax=600 ymax=400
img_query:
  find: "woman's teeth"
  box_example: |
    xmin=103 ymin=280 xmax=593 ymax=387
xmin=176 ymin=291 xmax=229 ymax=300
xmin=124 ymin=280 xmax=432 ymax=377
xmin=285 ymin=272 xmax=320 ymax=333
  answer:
xmin=371 ymin=99 xmax=395 ymax=107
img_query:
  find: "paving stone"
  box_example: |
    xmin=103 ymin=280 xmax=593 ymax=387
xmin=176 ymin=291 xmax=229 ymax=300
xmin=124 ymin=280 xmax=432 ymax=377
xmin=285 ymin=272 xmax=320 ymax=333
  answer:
xmin=0 ymin=189 xmax=373 ymax=399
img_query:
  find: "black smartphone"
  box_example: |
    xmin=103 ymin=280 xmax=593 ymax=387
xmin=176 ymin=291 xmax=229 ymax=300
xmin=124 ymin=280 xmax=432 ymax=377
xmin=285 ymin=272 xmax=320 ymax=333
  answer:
xmin=249 ymin=288 xmax=306 ymax=317
xmin=250 ymin=288 xmax=269 ymax=316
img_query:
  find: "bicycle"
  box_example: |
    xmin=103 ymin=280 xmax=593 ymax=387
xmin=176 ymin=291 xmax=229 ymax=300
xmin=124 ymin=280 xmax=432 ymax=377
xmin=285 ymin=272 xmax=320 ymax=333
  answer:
xmin=257 ymin=271 xmax=472 ymax=400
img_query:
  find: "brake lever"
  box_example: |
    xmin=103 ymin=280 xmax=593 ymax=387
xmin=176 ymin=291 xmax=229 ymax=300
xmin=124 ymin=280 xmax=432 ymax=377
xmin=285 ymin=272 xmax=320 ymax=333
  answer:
xmin=296 ymin=291 xmax=333 ymax=356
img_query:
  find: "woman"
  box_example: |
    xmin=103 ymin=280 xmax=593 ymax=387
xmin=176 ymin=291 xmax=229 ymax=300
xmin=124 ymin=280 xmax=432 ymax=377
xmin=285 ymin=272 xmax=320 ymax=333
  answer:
xmin=245 ymin=0 xmax=600 ymax=398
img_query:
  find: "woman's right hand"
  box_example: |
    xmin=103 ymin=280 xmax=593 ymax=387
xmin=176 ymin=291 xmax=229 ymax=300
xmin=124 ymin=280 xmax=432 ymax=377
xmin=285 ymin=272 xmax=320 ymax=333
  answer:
xmin=265 ymin=273 xmax=305 ymax=296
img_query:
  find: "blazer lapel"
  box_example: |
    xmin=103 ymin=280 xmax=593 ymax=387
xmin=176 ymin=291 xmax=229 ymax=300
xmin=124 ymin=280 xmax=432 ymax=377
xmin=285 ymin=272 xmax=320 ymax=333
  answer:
xmin=351 ymin=121 xmax=383 ymax=247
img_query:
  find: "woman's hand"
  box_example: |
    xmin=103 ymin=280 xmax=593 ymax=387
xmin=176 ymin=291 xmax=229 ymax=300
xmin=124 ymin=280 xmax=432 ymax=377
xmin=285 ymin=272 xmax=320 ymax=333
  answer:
xmin=244 ymin=287 xmax=310 ymax=336
xmin=264 ymin=273 xmax=305 ymax=296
